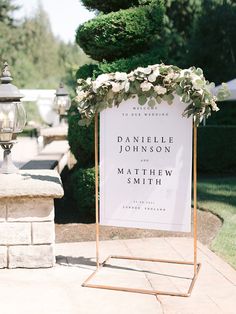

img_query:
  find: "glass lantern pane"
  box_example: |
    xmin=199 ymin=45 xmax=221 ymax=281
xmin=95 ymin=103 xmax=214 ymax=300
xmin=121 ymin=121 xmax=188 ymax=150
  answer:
xmin=14 ymin=102 xmax=26 ymax=133
xmin=54 ymin=95 xmax=71 ymax=115
xmin=0 ymin=102 xmax=16 ymax=141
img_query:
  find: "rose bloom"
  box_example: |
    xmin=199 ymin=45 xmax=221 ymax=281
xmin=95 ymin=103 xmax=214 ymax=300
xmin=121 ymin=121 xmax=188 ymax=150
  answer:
xmin=115 ymin=72 xmax=128 ymax=81
xmin=136 ymin=67 xmax=152 ymax=75
xmin=154 ymin=85 xmax=167 ymax=95
xmin=148 ymin=73 xmax=157 ymax=82
xmin=111 ymin=82 xmax=123 ymax=92
xmin=140 ymin=81 xmax=153 ymax=92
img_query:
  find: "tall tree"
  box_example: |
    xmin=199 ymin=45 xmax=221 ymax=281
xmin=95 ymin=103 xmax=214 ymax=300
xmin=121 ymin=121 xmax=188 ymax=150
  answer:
xmin=0 ymin=0 xmax=19 ymax=25
xmin=188 ymin=0 xmax=236 ymax=83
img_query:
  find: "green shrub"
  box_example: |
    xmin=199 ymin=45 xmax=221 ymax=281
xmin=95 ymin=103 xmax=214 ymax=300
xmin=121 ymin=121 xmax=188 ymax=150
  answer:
xmin=76 ymin=2 xmax=164 ymax=61
xmin=68 ymin=104 xmax=94 ymax=167
xmin=76 ymin=63 xmax=99 ymax=80
xmin=81 ymin=0 xmax=140 ymax=13
xmin=70 ymin=166 xmax=96 ymax=222
xmin=55 ymin=166 xmax=95 ymax=223
xmin=198 ymin=126 xmax=236 ymax=174
xmin=76 ymin=46 xmax=167 ymax=80
xmin=205 ymin=101 xmax=236 ymax=126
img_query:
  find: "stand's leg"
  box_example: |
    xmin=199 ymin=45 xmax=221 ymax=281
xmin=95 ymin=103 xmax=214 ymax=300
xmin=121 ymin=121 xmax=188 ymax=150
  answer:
xmin=95 ymin=113 xmax=100 ymax=268
xmin=193 ymin=127 xmax=197 ymax=275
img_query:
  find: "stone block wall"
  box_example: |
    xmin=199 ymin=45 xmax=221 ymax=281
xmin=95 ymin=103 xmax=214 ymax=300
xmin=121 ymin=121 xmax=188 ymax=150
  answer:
xmin=0 ymin=198 xmax=55 ymax=268
xmin=0 ymin=170 xmax=64 ymax=268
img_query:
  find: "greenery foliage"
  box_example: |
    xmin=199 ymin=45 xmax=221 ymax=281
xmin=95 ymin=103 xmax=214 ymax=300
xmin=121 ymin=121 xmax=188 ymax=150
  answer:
xmin=69 ymin=166 xmax=96 ymax=222
xmin=188 ymin=1 xmax=236 ymax=84
xmin=0 ymin=0 xmax=18 ymax=25
xmin=77 ymin=2 xmax=164 ymax=61
xmin=75 ymin=64 xmax=229 ymax=127
xmin=198 ymin=126 xmax=236 ymax=174
xmin=76 ymin=46 xmax=167 ymax=80
xmin=81 ymin=0 xmax=140 ymax=13
xmin=161 ymin=0 xmax=203 ymax=66
xmin=205 ymin=101 xmax=236 ymax=126
xmin=68 ymin=104 xmax=94 ymax=167
xmin=0 ymin=1 xmax=90 ymax=89
xmin=55 ymin=166 xmax=96 ymax=223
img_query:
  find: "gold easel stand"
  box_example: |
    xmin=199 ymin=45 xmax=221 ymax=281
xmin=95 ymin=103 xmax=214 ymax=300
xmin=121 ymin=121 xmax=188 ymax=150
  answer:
xmin=82 ymin=114 xmax=201 ymax=297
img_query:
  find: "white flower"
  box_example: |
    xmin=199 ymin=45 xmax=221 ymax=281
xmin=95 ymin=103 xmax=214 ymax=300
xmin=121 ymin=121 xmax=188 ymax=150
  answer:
xmin=76 ymin=91 xmax=88 ymax=102
xmin=92 ymin=81 xmax=100 ymax=92
xmin=154 ymin=85 xmax=167 ymax=95
xmin=97 ymin=73 xmax=111 ymax=83
xmin=125 ymin=81 xmax=130 ymax=92
xmin=210 ymin=100 xmax=219 ymax=111
xmin=148 ymin=73 xmax=157 ymax=82
xmin=86 ymin=77 xmax=92 ymax=84
xmin=140 ymin=81 xmax=153 ymax=92
xmin=165 ymin=72 xmax=178 ymax=81
xmin=136 ymin=67 xmax=152 ymax=75
xmin=115 ymin=72 xmax=128 ymax=81
xmin=153 ymin=68 xmax=160 ymax=77
xmin=111 ymin=82 xmax=123 ymax=93
xmin=128 ymin=75 xmax=135 ymax=81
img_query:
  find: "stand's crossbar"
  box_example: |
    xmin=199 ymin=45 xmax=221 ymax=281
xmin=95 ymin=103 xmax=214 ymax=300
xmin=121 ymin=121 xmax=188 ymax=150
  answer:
xmin=82 ymin=255 xmax=201 ymax=297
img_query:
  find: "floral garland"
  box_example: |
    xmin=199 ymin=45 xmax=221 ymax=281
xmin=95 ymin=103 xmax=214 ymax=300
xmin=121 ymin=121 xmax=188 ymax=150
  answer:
xmin=75 ymin=63 xmax=229 ymax=126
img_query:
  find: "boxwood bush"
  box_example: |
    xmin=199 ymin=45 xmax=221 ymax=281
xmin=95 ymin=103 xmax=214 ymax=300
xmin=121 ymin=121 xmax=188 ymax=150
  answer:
xmin=68 ymin=104 xmax=94 ymax=167
xmin=76 ymin=1 xmax=164 ymax=61
xmin=81 ymin=0 xmax=140 ymax=13
xmin=76 ymin=45 xmax=167 ymax=80
xmin=55 ymin=166 xmax=96 ymax=223
xmin=198 ymin=126 xmax=236 ymax=175
xmin=69 ymin=166 xmax=96 ymax=222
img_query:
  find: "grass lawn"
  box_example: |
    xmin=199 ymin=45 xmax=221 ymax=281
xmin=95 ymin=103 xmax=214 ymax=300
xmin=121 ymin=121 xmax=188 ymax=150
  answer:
xmin=198 ymin=176 xmax=236 ymax=268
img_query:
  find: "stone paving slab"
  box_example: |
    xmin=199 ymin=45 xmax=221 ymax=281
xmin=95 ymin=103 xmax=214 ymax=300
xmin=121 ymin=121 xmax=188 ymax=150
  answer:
xmin=0 ymin=237 xmax=235 ymax=314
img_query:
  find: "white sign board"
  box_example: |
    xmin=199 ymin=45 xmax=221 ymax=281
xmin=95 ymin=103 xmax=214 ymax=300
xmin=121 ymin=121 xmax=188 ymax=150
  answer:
xmin=100 ymin=97 xmax=192 ymax=232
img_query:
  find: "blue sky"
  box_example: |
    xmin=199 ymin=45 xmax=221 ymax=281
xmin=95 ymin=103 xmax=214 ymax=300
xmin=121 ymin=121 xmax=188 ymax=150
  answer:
xmin=13 ymin=0 xmax=95 ymax=42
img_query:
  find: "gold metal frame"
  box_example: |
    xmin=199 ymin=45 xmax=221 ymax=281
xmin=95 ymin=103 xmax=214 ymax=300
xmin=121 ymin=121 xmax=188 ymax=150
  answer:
xmin=82 ymin=113 xmax=201 ymax=297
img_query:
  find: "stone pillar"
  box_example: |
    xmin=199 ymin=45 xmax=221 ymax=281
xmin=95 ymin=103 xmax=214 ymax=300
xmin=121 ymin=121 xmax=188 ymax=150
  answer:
xmin=0 ymin=170 xmax=63 ymax=268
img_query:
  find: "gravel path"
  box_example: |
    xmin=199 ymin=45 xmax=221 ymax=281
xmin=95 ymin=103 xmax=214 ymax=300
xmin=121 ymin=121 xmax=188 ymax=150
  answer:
xmin=56 ymin=209 xmax=222 ymax=246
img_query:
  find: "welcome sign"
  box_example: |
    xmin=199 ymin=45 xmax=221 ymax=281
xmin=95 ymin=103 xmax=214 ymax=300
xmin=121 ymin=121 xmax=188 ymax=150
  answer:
xmin=100 ymin=97 xmax=192 ymax=232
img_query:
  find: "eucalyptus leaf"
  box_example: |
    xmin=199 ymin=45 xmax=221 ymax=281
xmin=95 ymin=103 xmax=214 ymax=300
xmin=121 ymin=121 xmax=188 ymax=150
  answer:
xmin=147 ymin=98 xmax=156 ymax=108
xmin=74 ymin=63 xmax=220 ymax=127
xmin=138 ymin=95 xmax=147 ymax=106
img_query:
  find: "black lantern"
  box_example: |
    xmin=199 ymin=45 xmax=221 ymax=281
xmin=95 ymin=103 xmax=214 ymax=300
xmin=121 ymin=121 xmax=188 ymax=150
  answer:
xmin=0 ymin=62 xmax=26 ymax=174
xmin=53 ymin=83 xmax=71 ymax=123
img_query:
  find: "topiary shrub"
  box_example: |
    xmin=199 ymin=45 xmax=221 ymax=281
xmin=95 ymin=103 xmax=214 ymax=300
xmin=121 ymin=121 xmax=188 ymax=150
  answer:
xmin=81 ymin=0 xmax=140 ymax=13
xmin=70 ymin=166 xmax=96 ymax=222
xmin=68 ymin=103 xmax=94 ymax=167
xmin=198 ymin=126 xmax=236 ymax=175
xmin=55 ymin=166 xmax=95 ymax=223
xmin=76 ymin=46 xmax=167 ymax=80
xmin=76 ymin=63 xmax=99 ymax=80
xmin=77 ymin=2 xmax=164 ymax=61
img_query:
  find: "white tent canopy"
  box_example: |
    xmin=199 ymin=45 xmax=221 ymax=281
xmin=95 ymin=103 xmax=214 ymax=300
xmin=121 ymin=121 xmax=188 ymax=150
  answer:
xmin=213 ymin=79 xmax=236 ymax=101
xmin=20 ymin=89 xmax=58 ymax=125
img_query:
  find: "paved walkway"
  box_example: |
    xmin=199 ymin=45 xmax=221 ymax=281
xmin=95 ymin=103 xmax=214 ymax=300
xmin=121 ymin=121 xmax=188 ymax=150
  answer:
xmin=0 ymin=237 xmax=235 ymax=314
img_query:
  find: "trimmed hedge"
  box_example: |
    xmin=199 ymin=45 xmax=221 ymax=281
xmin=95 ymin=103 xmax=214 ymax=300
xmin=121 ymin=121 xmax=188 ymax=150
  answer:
xmin=76 ymin=2 xmax=164 ymax=61
xmin=69 ymin=166 xmax=95 ymax=222
xmin=205 ymin=101 xmax=236 ymax=126
xmin=198 ymin=126 xmax=236 ymax=174
xmin=81 ymin=0 xmax=140 ymax=13
xmin=76 ymin=45 xmax=167 ymax=80
xmin=55 ymin=166 xmax=95 ymax=223
xmin=68 ymin=104 xmax=94 ymax=167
